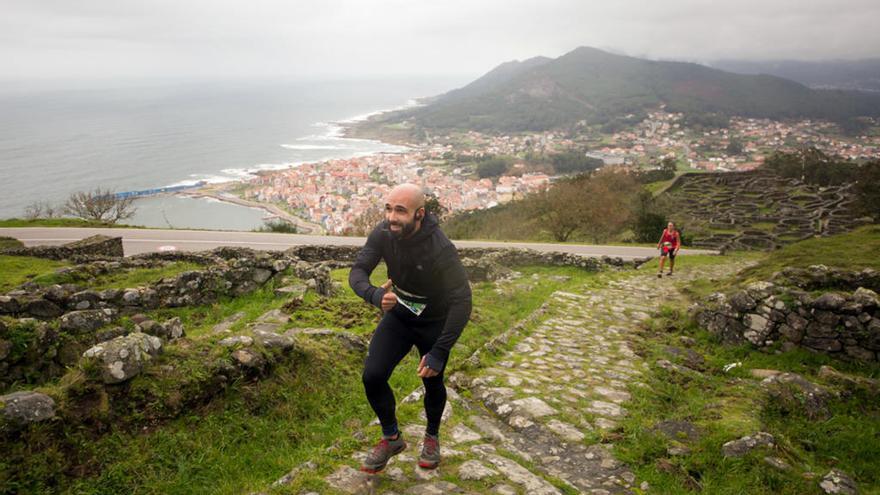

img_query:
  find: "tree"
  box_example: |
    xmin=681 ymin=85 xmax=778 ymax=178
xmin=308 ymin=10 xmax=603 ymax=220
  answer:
xmin=631 ymin=190 xmax=667 ymax=242
xmin=551 ymin=151 xmax=603 ymax=175
xmin=854 ymin=160 xmax=880 ymax=220
xmin=763 ymin=148 xmax=858 ymax=186
xmin=347 ymin=207 xmax=385 ymax=236
xmin=726 ymin=139 xmax=744 ymax=156
xmin=534 ymin=181 xmax=586 ymax=242
xmin=23 ymin=200 xmax=60 ymax=220
xmin=64 ymin=188 xmax=137 ymax=224
xmin=533 ymin=169 xmax=640 ymax=243
xmin=577 ymin=170 xmax=641 ymax=243
xmin=424 ymin=192 xmax=449 ymax=222
xmin=477 ymin=158 xmax=509 ymax=178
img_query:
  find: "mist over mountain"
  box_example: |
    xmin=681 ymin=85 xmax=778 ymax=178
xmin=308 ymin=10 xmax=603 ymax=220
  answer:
xmin=710 ymin=59 xmax=880 ymax=92
xmin=382 ymin=47 xmax=880 ymax=133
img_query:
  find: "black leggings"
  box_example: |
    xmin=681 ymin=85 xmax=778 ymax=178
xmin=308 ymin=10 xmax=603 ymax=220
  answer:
xmin=362 ymin=310 xmax=447 ymax=437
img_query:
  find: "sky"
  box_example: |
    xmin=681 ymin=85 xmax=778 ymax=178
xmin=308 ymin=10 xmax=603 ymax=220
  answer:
xmin=2 ymin=0 xmax=879 ymax=84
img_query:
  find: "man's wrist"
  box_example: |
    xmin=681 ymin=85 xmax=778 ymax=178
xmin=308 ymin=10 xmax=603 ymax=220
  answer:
xmin=423 ymin=353 xmax=445 ymax=373
xmin=370 ymin=287 xmax=386 ymax=308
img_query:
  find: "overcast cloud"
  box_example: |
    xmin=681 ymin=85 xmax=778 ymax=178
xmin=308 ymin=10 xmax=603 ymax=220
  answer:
xmin=1 ymin=0 xmax=879 ymax=83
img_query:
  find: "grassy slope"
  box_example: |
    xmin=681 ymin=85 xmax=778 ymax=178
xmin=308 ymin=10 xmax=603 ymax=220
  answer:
xmin=0 ymin=237 xmax=24 ymax=251
xmin=0 ymin=255 xmax=69 ymax=292
xmin=3 ymin=263 xmax=598 ymax=495
xmin=614 ymin=231 xmax=880 ymax=494
xmin=0 ymin=256 xmax=203 ymax=293
xmin=675 ymin=225 xmax=880 ymax=301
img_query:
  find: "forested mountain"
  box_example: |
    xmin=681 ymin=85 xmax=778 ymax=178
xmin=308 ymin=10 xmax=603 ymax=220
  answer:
xmin=382 ymin=47 xmax=880 ymax=133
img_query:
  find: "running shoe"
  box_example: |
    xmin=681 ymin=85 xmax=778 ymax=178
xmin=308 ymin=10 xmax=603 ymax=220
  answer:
xmin=418 ymin=434 xmax=441 ymax=469
xmin=361 ymin=435 xmax=406 ymax=473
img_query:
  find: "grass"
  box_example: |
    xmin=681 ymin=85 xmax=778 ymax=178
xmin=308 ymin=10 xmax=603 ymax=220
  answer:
xmin=616 ymin=303 xmax=880 ymax=495
xmin=0 ymin=236 xmax=24 ymax=251
xmin=615 ymin=237 xmax=880 ymax=495
xmin=2 ymin=262 xmax=600 ymax=495
xmin=0 ymin=255 xmax=69 ymax=292
xmin=21 ymin=261 xmax=205 ymax=291
xmin=738 ymin=225 xmax=880 ymax=283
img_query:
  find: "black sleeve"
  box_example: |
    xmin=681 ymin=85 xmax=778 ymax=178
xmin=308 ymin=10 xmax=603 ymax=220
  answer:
xmin=424 ymin=245 xmax=472 ymax=372
xmin=349 ymin=224 xmax=387 ymax=309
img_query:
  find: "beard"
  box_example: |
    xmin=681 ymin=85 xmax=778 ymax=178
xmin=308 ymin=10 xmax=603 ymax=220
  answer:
xmin=388 ymin=217 xmax=418 ymax=239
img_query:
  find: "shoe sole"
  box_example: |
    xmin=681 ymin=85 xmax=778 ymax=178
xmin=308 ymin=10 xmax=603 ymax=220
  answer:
xmin=360 ymin=442 xmax=407 ymax=474
xmin=418 ymin=459 xmax=440 ymax=469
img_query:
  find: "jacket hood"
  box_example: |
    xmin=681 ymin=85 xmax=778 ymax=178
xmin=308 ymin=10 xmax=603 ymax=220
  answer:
xmin=397 ymin=212 xmax=439 ymax=244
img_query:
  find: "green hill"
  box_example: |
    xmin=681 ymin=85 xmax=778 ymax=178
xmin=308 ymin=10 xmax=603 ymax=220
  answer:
xmin=368 ymin=47 xmax=880 ymax=133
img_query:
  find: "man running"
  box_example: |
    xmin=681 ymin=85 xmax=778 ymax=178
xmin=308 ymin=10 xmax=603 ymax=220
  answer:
xmin=656 ymin=221 xmax=681 ymax=277
xmin=349 ymin=183 xmax=472 ymax=473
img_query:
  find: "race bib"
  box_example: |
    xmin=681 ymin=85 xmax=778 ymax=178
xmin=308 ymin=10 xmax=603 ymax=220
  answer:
xmin=397 ymin=296 xmax=426 ymax=316
xmin=393 ymin=284 xmax=428 ymax=316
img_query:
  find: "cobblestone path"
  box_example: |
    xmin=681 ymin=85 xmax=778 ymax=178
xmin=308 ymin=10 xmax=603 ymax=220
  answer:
xmin=262 ymin=263 xmax=744 ymax=494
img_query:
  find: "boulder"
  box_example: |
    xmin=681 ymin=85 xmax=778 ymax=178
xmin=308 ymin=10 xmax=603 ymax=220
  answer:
xmin=762 ymin=372 xmax=834 ymax=420
xmin=219 ymin=335 xmax=254 ymax=347
xmin=256 ymin=309 xmax=290 ymax=324
xmin=211 ymin=311 xmax=247 ymax=334
xmin=274 ymin=284 xmax=307 ymax=299
xmin=819 ymin=469 xmax=858 ymax=495
xmin=852 ymin=287 xmax=879 ymax=310
xmin=729 ymin=291 xmax=757 ymax=312
xmin=663 ymin=346 xmax=706 ymax=370
xmin=24 ymin=298 xmax=64 ymax=319
xmin=68 ymin=290 xmax=101 ymax=310
xmin=82 ymin=332 xmax=163 ymax=384
xmin=0 ymin=295 xmax=21 ymax=314
xmin=818 ymin=365 xmax=880 ymax=398
xmin=252 ymin=268 xmax=273 ymax=284
xmin=231 ymin=348 xmax=264 ymax=369
xmin=721 ymin=432 xmax=775 ymax=458
xmin=461 ymin=257 xmax=514 ymax=283
xmin=162 ymin=317 xmax=185 ymax=340
xmin=137 ymin=317 xmax=185 ymax=341
xmin=0 ymin=391 xmax=56 ymax=429
xmin=60 ymin=309 xmax=116 ymax=334
xmin=813 ymin=293 xmax=847 ymax=311
xmin=253 ymin=330 xmax=295 ymax=350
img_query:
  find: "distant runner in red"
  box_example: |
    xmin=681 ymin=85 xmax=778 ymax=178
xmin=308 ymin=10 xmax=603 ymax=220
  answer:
xmin=656 ymin=221 xmax=681 ymax=277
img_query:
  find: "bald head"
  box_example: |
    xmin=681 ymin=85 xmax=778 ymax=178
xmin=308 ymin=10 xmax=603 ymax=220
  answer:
xmin=384 ymin=183 xmax=426 ymax=238
xmin=387 ymin=183 xmax=425 ymax=211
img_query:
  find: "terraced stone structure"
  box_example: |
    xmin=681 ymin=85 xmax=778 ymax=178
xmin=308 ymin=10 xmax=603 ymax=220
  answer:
xmin=662 ymin=171 xmax=869 ymax=251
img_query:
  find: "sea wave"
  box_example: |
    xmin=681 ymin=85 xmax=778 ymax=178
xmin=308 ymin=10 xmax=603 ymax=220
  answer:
xmin=161 ymin=95 xmax=423 ymax=191
xmin=280 ymin=143 xmax=345 ymax=150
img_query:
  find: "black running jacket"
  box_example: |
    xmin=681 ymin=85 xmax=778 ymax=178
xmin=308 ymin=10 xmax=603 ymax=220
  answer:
xmin=349 ymin=213 xmax=472 ymax=372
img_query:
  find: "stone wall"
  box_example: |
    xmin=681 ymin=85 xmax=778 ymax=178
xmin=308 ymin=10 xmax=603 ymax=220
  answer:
xmin=286 ymin=244 xmax=648 ymax=273
xmin=695 ymin=266 xmax=880 ymax=362
xmin=4 ymin=235 xmax=123 ymax=260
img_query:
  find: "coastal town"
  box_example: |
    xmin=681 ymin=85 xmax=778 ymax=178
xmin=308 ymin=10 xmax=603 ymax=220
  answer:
xmin=230 ymin=111 xmax=880 ymax=234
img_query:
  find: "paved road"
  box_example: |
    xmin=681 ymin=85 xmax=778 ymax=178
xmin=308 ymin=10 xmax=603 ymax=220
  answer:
xmin=0 ymin=227 xmax=716 ymax=259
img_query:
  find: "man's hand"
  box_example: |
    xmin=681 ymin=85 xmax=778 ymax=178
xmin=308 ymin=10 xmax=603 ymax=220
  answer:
xmin=380 ymin=279 xmax=397 ymax=312
xmin=417 ymin=355 xmax=439 ymax=378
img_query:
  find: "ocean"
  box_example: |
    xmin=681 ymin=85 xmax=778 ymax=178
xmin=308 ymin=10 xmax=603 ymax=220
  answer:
xmin=0 ymin=78 xmax=461 ymax=230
